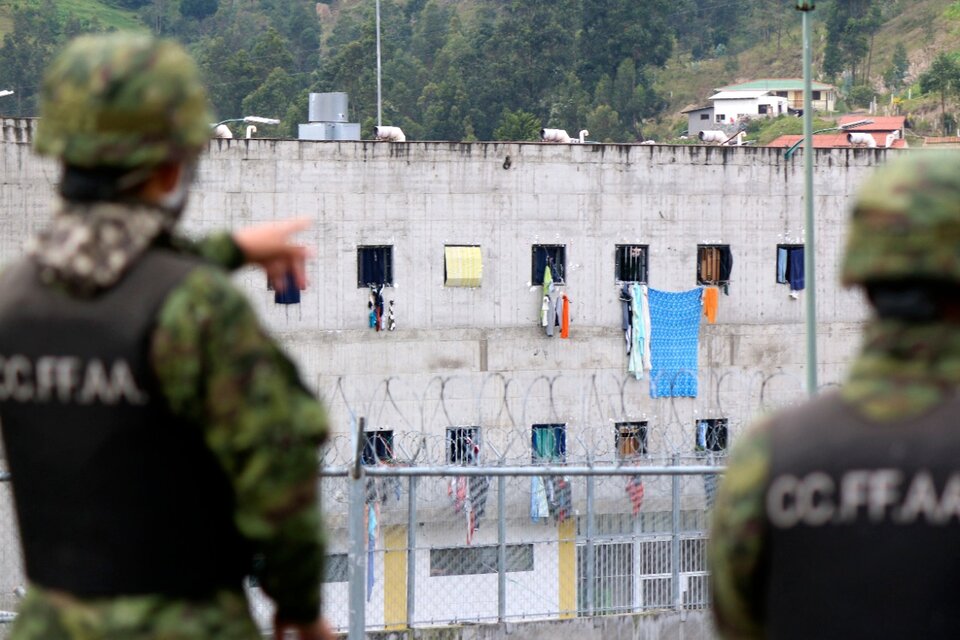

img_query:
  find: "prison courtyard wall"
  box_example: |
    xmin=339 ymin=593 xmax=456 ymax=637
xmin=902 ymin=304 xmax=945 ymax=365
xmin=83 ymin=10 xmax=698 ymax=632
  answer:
xmin=1 ymin=119 xmax=885 ymax=452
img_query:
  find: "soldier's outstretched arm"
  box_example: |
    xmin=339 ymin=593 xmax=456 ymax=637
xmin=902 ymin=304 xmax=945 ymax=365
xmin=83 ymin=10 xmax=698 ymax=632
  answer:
xmin=708 ymin=421 xmax=771 ymax=640
xmin=151 ymin=266 xmax=329 ymax=625
xmin=173 ymin=217 xmax=310 ymax=284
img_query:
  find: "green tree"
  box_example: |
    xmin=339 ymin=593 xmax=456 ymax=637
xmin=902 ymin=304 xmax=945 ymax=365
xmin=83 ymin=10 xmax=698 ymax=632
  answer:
xmin=586 ymin=104 xmax=621 ymax=143
xmin=847 ymin=84 xmax=874 ymax=109
xmin=493 ymin=109 xmax=541 ymax=141
xmin=545 ymin=72 xmax=591 ymax=133
xmin=579 ymin=0 xmax=672 ymax=85
xmin=883 ymin=43 xmax=909 ymax=92
xmin=822 ymin=0 xmax=882 ymax=83
xmin=241 ymin=67 xmax=297 ymax=129
xmin=180 ymin=0 xmax=219 ymax=20
xmin=0 ymin=0 xmax=80 ymax=116
xmin=920 ymin=52 xmax=960 ymax=135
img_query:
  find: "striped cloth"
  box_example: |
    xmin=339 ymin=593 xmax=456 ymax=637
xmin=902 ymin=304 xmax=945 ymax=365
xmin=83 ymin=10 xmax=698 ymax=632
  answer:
xmin=648 ymin=288 xmax=703 ymax=398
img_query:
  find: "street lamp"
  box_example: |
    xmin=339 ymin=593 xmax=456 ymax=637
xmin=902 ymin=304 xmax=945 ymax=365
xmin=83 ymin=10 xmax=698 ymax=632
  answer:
xmin=796 ymin=0 xmax=818 ymax=397
xmin=784 ymin=119 xmax=874 ymax=160
xmin=0 ymin=90 xmax=13 ymax=98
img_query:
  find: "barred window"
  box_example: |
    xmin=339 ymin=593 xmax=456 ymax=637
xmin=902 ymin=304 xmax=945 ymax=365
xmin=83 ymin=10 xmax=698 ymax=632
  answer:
xmin=430 ymin=544 xmax=534 ymax=576
xmin=362 ymin=429 xmax=394 ymax=464
xmin=695 ymin=419 xmax=728 ymax=453
xmin=447 ymin=426 xmax=480 ymax=464
xmin=615 ymin=421 xmax=648 ymax=458
xmin=323 ymin=554 xmax=349 ymax=583
xmin=357 ymin=245 xmax=393 ymax=287
xmin=532 ymin=244 xmax=565 ymax=285
xmin=615 ymin=245 xmax=648 ymax=283
xmin=696 ymin=244 xmax=732 ymax=285
xmin=532 ymin=423 xmax=566 ymax=462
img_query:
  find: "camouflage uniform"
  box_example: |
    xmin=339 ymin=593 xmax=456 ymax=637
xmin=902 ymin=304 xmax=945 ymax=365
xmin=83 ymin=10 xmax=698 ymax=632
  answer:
xmin=6 ymin=34 xmax=328 ymax=639
xmin=709 ymin=152 xmax=960 ymax=639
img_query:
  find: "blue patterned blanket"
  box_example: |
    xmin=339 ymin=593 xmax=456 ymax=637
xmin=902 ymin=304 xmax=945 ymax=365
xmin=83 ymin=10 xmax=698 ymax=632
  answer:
xmin=648 ymin=288 xmax=703 ymax=398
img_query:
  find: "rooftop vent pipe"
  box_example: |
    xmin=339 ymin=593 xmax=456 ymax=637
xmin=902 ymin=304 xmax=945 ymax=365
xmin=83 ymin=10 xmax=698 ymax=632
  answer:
xmin=540 ymin=128 xmax=571 ymax=143
xmin=374 ymin=125 xmax=406 ymax=142
xmin=847 ymin=132 xmax=877 ymax=148
xmin=698 ymin=130 xmax=727 ymax=144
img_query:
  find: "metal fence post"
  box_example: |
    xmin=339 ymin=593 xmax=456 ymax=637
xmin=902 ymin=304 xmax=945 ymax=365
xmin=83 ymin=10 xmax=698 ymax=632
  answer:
xmin=585 ymin=474 xmax=595 ymax=616
xmin=406 ymin=476 xmax=417 ymax=628
xmin=671 ymin=454 xmax=681 ymax=611
xmin=348 ymin=417 xmax=366 ymax=640
xmin=497 ymin=473 xmax=506 ymax=623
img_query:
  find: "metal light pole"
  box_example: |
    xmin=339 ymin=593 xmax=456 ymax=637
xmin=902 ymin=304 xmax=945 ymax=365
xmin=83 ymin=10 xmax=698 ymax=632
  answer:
xmin=375 ymin=0 xmax=383 ymax=127
xmin=797 ymin=0 xmax=817 ymax=396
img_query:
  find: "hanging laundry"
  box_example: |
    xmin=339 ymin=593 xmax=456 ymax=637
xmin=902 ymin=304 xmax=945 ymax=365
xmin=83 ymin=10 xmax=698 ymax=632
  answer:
xmin=719 ymin=247 xmax=734 ymax=283
xmin=466 ymin=476 xmax=490 ymax=544
xmin=560 ymin=294 xmax=571 ymax=339
xmin=542 ymin=264 xmax=553 ymax=293
xmin=625 ymin=475 xmax=645 ymax=516
xmin=619 ymin=284 xmax=633 ymax=354
xmin=787 ymin=247 xmax=805 ymax=291
xmin=641 ymin=286 xmax=652 ymax=370
xmin=554 ymin=477 xmax=573 ymax=523
xmin=704 ymin=473 xmax=719 ymax=510
xmin=366 ymin=503 xmax=378 ymax=602
xmin=648 ymin=288 xmax=703 ymax=398
xmin=628 ymin=284 xmax=651 ymax=378
xmin=546 ymin=287 xmax=558 ymax=337
xmin=703 ymin=286 xmax=719 ymax=324
xmin=448 ymin=477 xmax=468 ymax=514
xmin=387 ymin=300 xmax=397 ymax=331
xmin=368 ymin=286 xmax=385 ymax=331
xmin=540 ymin=295 xmax=549 ymax=327
xmin=469 ymin=476 xmax=490 ymax=519
xmin=530 ymin=476 xmax=550 ymax=522
xmin=776 ymin=247 xmax=789 ymax=284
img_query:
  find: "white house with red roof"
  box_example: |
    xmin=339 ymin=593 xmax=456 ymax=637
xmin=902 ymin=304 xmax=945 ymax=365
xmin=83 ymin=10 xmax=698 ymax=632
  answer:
xmin=766 ymin=115 xmax=908 ymax=150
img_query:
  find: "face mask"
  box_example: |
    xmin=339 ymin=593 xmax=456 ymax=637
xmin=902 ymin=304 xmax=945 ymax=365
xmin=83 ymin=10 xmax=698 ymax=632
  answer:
xmin=156 ymin=160 xmax=197 ymax=225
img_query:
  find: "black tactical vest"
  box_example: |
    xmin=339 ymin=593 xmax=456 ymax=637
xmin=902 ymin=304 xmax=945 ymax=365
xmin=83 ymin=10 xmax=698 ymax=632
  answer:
xmin=0 ymin=249 xmax=249 ymax=598
xmin=765 ymin=392 xmax=960 ymax=639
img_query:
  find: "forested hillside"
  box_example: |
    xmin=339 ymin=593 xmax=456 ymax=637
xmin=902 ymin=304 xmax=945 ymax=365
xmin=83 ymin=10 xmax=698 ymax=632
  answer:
xmin=0 ymin=0 xmax=956 ymax=140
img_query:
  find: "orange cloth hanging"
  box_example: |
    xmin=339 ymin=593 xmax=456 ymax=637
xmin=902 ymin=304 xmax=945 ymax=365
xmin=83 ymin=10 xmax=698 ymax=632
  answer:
xmin=703 ymin=286 xmax=719 ymax=324
xmin=560 ymin=294 xmax=571 ymax=338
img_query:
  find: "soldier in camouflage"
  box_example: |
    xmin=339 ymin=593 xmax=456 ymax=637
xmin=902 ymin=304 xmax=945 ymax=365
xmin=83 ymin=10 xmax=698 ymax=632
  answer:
xmin=710 ymin=152 xmax=960 ymax=639
xmin=0 ymin=33 xmax=332 ymax=639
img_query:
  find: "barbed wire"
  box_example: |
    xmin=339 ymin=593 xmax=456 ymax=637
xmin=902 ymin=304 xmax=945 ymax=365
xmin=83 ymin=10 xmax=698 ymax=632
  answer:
xmin=319 ymin=367 xmax=826 ymax=467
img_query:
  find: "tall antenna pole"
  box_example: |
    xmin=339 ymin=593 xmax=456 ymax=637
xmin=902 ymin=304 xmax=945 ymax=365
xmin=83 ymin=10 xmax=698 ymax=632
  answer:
xmin=376 ymin=0 xmax=383 ymax=127
xmin=797 ymin=0 xmax=818 ymax=396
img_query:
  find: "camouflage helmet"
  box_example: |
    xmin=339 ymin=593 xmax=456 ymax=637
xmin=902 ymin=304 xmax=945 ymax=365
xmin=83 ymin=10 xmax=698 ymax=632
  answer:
xmin=34 ymin=32 xmax=213 ymax=169
xmin=842 ymin=152 xmax=960 ymax=286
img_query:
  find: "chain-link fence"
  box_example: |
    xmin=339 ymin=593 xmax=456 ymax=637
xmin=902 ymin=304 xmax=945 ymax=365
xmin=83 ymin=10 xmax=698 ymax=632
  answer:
xmin=244 ymin=461 xmax=723 ymax=636
xmin=0 ymin=362 xmax=825 ymax=635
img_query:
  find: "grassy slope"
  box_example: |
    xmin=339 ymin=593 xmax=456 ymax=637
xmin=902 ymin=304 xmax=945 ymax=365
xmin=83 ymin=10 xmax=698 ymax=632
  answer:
xmin=651 ymin=0 xmax=958 ymax=139
xmin=0 ymin=0 xmax=144 ymax=38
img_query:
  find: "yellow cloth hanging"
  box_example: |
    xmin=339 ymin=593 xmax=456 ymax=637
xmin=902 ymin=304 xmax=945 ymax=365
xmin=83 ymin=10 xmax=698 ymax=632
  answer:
xmin=444 ymin=246 xmax=482 ymax=287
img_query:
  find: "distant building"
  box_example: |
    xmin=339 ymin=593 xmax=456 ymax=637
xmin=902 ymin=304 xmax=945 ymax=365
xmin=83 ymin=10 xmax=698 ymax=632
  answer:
xmin=715 ymin=79 xmax=837 ymax=113
xmin=681 ymin=105 xmax=714 ymax=137
xmin=766 ymin=114 xmax=909 ymax=150
xmin=924 ymin=136 xmax=960 ymax=148
xmin=706 ymin=90 xmax=789 ymax=127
